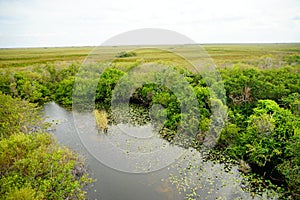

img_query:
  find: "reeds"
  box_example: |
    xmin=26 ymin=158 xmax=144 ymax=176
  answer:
xmin=94 ymin=109 xmax=108 ymax=133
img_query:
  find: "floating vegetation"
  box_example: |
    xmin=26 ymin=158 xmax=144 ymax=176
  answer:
xmin=109 ymin=104 xmax=151 ymax=126
xmin=97 ymin=104 xmax=281 ymax=198
xmin=94 ymin=109 xmax=108 ymax=133
xmin=166 ymin=148 xmax=278 ymax=200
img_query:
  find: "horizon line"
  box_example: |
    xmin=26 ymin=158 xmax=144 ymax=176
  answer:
xmin=1 ymin=42 xmax=300 ymax=49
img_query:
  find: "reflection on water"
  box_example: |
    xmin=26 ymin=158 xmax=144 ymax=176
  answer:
xmin=73 ymin=108 xmax=185 ymax=173
xmin=44 ymin=102 xmax=261 ymax=200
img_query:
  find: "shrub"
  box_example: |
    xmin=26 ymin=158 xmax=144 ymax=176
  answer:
xmin=0 ymin=93 xmax=93 ymax=199
xmin=115 ymin=51 xmax=137 ymax=58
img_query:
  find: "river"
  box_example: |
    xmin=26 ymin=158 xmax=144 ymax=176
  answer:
xmin=44 ymin=102 xmax=262 ymax=200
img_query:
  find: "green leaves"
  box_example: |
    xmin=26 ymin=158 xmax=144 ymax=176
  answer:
xmin=55 ymin=76 xmax=75 ymax=106
xmin=0 ymin=93 xmax=46 ymax=138
xmin=0 ymin=133 xmax=92 ymax=199
xmin=0 ymin=94 xmax=93 ymax=199
xmin=219 ymin=99 xmax=300 ymax=198
xmin=244 ymin=100 xmax=298 ymax=166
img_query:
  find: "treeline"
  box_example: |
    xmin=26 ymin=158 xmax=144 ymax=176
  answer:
xmin=0 ymin=55 xmax=299 ymax=198
xmin=0 ymin=64 xmax=79 ymax=105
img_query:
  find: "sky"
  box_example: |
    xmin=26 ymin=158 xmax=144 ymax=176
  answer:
xmin=0 ymin=0 xmax=300 ymax=47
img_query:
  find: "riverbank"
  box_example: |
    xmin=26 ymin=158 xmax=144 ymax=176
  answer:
xmin=0 ymin=93 xmax=93 ymax=199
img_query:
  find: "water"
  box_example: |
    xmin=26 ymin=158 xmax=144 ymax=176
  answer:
xmin=44 ymin=102 xmax=262 ymax=200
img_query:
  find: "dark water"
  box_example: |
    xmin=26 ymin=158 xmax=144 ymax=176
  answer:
xmin=44 ymin=102 xmax=263 ymax=200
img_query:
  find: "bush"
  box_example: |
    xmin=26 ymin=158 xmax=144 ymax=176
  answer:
xmin=0 ymin=133 xmax=92 ymax=199
xmin=219 ymin=100 xmax=300 ymax=199
xmin=0 ymin=93 xmax=46 ymax=138
xmin=0 ymin=93 xmax=93 ymax=199
xmin=115 ymin=51 xmax=137 ymax=58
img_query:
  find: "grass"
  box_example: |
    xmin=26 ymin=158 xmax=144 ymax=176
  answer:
xmin=94 ymin=109 xmax=108 ymax=133
xmin=0 ymin=47 xmax=91 ymax=68
xmin=1 ymin=44 xmax=299 ymax=68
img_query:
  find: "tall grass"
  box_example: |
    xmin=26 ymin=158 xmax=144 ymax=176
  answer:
xmin=93 ymin=109 xmax=108 ymax=133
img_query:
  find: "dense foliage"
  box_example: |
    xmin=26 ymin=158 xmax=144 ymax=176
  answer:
xmin=219 ymin=65 xmax=300 ymax=199
xmin=0 ymin=93 xmax=92 ymax=199
xmin=0 ymin=50 xmax=299 ymax=199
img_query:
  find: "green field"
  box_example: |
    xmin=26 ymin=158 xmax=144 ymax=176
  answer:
xmin=1 ymin=43 xmax=299 ymax=68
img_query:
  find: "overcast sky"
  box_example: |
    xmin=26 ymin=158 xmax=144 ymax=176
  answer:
xmin=0 ymin=0 xmax=300 ymax=47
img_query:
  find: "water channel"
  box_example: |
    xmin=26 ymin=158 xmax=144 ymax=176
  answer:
xmin=44 ymin=102 xmax=263 ymax=200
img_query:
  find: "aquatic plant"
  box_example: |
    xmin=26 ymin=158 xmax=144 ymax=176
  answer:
xmin=94 ymin=109 xmax=108 ymax=133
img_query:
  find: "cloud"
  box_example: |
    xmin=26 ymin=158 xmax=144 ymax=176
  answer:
xmin=292 ymin=14 xmax=300 ymax=20
xmin=0 ymin=0 xmax=300 ymax=47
